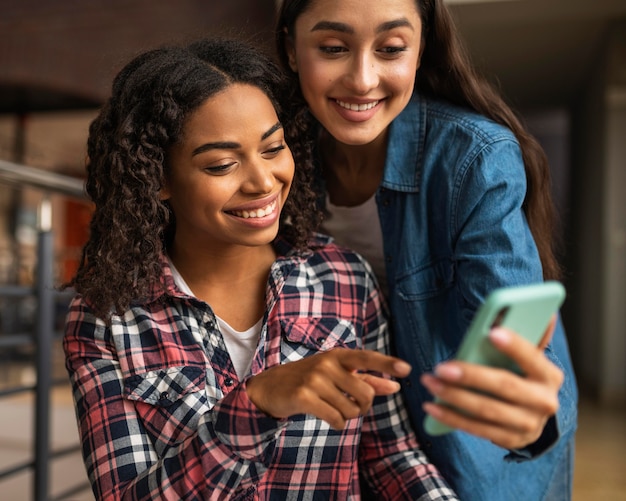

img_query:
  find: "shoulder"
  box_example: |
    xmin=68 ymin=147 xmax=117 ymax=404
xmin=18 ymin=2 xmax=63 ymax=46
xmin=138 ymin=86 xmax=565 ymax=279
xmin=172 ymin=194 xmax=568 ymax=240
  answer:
xmin=306 ymin=233 xmax=372 ymax=273
xmin=393 ymin=93 xmax=520 ymax=162
xmin=64 ymin=295 xmax=103 ymax=336
xmin=65 ymin=292 xmax=189 ymax=339
xmin=280 ymin=233 xmax=375 ymax=290
xmin=386 ymin=94 xmax=523 ymax=188
xmin=420 ymin=94 xmax=517 ymax=144
xmin=276 ymin=235 xmax=385 ymax=321
xmin=411 ymin=95 xmax=525 ymax=182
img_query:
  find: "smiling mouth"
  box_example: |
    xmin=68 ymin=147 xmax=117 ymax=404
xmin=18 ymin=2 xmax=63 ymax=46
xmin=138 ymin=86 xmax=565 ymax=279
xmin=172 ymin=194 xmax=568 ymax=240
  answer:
xmin=335 ymin=99 xmax=380 ymax=111
xmin=228 ymin=199 xmax=277 ymax=219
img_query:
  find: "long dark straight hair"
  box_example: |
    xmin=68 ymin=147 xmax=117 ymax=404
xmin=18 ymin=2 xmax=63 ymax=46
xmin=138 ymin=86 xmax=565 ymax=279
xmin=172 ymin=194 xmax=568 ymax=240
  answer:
xmin=276 ymin=0 xmax=562 ymax=281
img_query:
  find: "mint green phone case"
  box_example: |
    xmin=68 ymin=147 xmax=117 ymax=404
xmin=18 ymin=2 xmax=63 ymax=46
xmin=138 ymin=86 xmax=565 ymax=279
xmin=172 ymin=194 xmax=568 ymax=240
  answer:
xmin=423 ymin=281 xmax=566 ymax=436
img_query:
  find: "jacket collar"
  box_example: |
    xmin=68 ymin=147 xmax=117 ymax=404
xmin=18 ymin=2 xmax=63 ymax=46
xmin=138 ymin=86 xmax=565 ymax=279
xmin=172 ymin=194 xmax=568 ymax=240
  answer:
xmin=381 ymin=92 xmax=425 ymax=193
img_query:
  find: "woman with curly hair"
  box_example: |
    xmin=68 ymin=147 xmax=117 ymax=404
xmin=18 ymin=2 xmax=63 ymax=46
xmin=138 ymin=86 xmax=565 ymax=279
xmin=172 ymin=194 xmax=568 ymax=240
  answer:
xmin=63 ymin=38 xmax=458 ymax=500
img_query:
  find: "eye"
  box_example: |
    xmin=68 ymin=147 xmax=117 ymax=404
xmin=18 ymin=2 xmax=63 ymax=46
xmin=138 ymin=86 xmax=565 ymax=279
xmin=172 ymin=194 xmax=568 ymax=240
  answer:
xmin=204 ymin=161 xmax=236 ymax=175
xmin=378 ymin=46 xmax=407 ymax=57
xmin=262 ymin=143 xmax=287 ymax=158
xmin=319 ymin=45 xmax=348 ymax=55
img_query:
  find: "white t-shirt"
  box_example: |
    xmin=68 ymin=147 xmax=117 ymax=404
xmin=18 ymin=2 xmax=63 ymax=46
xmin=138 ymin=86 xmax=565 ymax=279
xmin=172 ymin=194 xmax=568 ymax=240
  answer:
xmin=168 ymin=259 xmax=261 ymax=379
xmin=214 ymin=317 xmax=261 ymax=379
xmin=321 ymin=193 xmax=388 ymax=294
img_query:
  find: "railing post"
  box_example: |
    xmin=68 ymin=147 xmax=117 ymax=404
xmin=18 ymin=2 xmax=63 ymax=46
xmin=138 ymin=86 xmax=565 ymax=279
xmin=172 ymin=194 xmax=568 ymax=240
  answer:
xmin=34 ymin=198 xmax=54 ymax=501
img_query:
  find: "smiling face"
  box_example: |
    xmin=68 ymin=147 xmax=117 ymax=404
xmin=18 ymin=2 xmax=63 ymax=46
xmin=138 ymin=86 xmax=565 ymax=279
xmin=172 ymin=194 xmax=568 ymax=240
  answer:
xmin=162 ymin=83 xmax=294 ymax=254
xmin=285 ymin=0 xmax=422 ymax=146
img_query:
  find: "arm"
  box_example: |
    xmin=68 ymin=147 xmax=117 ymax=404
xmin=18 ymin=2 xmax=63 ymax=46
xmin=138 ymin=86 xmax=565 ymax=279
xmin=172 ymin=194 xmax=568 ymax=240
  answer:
xmin=64 ymin=298 xmax=285 ymax=500
xmin=420 ymin=138 xmax=575 ymax=454
xmin=357 ymin=268 xmax=458 ymax=500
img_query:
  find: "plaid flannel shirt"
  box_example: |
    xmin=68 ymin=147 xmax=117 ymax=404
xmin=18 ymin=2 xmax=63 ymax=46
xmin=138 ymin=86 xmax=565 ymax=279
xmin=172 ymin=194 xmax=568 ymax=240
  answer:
xmin=64 ymin=235 xmax=457 ymax=500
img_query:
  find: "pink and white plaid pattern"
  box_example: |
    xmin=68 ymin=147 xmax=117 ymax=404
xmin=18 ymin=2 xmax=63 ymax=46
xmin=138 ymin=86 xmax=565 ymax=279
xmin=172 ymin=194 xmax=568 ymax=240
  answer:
xmin=64 ymin=235 xmax=458 ymax=500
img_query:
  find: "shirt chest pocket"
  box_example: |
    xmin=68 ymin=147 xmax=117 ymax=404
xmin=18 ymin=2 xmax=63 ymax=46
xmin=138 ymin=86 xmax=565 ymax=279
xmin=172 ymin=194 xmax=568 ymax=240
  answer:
xmin=124 ymin=366 xmax=210 ymax=456
xmin=279 ymin=317 xmax=359 ymax=363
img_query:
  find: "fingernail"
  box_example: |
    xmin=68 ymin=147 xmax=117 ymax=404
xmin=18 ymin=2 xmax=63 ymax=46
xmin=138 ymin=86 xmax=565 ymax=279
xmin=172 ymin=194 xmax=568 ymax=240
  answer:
xmin=434 ymin=363 xmax=462 ymax=380
xmin=489 ymin=327 xmax=511 ymax=345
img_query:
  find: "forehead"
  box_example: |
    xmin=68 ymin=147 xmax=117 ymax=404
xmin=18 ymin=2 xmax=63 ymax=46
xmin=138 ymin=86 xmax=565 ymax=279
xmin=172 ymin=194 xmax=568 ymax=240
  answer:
xmin=182 ymin=84 xmax=278 ymax=140
xmin=295 ymin=0 xmax=421 ymax=29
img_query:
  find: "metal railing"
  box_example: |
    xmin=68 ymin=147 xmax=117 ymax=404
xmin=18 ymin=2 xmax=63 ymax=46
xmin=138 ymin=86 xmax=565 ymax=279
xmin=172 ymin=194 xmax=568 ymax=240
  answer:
xmin=0 ymin=159 xmax=90 ymax=500
xmin=0 ymin=160 xmax=84 ymax=199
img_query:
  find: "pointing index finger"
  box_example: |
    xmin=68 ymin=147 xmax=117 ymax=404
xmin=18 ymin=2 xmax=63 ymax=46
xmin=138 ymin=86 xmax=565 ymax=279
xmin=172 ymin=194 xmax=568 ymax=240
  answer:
xmin=337 ymin=348 xmax=412 ymax=378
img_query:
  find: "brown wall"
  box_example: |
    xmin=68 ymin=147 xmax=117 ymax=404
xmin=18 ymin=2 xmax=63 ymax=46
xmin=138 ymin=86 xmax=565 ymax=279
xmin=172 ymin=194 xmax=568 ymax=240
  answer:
xmin=0 ymin=0 xmax=277 ymax=110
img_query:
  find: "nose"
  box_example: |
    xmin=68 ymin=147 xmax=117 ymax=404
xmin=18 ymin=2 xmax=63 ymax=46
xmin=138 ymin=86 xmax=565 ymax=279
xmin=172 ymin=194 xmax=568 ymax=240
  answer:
xmin=241 ymin=159 xmax=274 ymax=194
xmin=344 ymin=52 xmax=379 ymax=94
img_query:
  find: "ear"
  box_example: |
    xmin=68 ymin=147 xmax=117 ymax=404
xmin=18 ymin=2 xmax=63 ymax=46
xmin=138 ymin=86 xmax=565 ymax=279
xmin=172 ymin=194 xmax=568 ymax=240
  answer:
xmin=416 ymin=39 xmax=426 ymax=71
xmin=284 ymin=29 xmax=298 ymax=73
xmin=159 ymin=183 xmax=171 ymax=201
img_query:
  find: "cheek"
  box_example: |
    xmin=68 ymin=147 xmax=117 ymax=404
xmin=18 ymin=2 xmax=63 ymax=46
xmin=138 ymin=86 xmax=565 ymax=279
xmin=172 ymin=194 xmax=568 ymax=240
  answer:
xmin=285 ymin=158 xmax=296 ymax=187
xmin=279 ymin=158 xmax=295 ymax=196
xmin=386 ymin=65 xmax=417 ymax=102
xmin=297 ymin=70 xmax=317 ymax=100
xmin=390 ymin=59 xmax=419 ymax=88
xmin=297 ymin=55 xmax=331 ymax=91
xmin=298 ymin=72 xmax=332 ymax=122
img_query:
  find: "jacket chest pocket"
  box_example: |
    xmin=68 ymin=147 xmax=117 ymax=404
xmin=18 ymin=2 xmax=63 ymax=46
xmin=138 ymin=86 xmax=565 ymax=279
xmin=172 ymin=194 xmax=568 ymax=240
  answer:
xmin=279 ymin=317 xmax=359 ymax=363
xmin=393 ymin=259 xmax=460 ymax=368
xmin=124 ymin=365 xmax=210 ymax=456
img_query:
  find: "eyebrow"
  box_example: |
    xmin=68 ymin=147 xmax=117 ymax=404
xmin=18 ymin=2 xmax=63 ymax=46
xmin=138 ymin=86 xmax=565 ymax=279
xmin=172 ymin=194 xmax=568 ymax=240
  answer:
xmin=262 ymin=121 xmax=284 ymax=141
xmin=311 ymin=17 xmax=414 ymax=35
xmin=191 ymin=121 xmax=283 ymax=156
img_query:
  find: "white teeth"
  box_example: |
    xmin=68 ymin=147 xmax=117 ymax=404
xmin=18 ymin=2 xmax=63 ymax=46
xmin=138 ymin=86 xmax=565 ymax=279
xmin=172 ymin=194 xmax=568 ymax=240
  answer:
xmin=231 ymin=200 xmax=277 ymax=219
xmin=336 ymin=99 xmax=379 ymax=111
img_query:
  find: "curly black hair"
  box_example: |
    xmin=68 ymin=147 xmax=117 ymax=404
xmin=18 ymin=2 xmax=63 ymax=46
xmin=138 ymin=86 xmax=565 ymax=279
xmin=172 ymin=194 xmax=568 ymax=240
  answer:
xmin=67 ymin=38 xmax=322 ymax=320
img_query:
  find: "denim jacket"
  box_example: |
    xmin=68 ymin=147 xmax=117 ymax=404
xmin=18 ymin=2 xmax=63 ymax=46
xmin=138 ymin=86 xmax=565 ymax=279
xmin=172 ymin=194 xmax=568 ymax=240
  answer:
xmin=371 ymin=93 xmax=578 ymax=500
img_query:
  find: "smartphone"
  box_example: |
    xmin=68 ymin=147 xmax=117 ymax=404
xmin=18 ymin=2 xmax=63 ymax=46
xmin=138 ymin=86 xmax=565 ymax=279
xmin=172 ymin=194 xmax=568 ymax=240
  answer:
xmin=423 ymin=281 xmax=566 ymax=436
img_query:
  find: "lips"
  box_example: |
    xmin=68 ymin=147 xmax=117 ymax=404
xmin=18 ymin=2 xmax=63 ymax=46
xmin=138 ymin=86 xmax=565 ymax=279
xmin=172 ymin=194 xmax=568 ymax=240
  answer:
xmin=227 ymin=199 xmax=278 ymax=219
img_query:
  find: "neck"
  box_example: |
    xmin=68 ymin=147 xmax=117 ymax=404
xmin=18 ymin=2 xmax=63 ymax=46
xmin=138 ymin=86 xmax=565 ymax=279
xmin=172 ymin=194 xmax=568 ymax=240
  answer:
xmin=168 ymin=240 xmax=276 ymax=330
xmin=320 ymin=130 xmax=388 ymax=207
xmin=168 ymin=241 xmax=276 ymax=287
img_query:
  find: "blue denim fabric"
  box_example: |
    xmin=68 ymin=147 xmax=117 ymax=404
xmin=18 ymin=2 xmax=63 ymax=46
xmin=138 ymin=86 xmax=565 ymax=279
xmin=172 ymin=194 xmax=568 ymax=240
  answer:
xmin=376 ymin=93 xmax=578 ymax=500
xmin=544 ymin=438 xmax=575 ymax=501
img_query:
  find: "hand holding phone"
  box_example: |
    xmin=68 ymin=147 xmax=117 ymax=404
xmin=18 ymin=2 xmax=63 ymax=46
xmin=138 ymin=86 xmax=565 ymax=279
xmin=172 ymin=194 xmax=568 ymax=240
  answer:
xmin=423 ymin=281 xmax=566 ymax=436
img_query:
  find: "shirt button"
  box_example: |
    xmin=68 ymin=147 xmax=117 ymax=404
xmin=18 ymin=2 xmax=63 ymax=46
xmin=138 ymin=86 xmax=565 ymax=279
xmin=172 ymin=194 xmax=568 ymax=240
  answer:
xmin=159 ymin=392 xmax=169 ymax=401
xmin=317 ymin=336 xmax=326 ymax=345
xmin=224 ymin=378 xmax=234 ymax=387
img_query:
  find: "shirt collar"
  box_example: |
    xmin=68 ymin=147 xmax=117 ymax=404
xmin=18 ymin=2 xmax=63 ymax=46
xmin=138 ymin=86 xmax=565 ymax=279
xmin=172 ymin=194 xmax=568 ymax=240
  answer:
xmin=149 ymin=234 xmax=333 ymax=304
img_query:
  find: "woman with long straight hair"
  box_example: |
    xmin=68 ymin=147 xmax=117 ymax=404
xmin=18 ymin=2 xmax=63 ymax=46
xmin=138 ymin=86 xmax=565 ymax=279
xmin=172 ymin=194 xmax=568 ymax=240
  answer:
xmin=276 ymin=1 xmax=577 ymax=499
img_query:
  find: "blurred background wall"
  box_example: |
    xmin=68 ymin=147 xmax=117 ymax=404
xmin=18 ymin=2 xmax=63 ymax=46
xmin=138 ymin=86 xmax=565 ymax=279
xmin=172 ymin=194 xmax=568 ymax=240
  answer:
xmin=3 ymin=0 xmax=622 ymax=405
xmin=442 ymin=0 xmax=626 ymax=408
xmin=0 ymin=0 xmax=625 ymax=498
